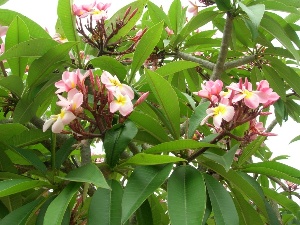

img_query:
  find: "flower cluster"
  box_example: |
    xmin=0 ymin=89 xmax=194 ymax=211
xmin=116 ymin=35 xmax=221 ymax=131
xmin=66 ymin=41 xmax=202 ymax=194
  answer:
xmin=72 ymin=1 xmax=111 ymax=20
xmin=43 ymin=69 xmax=141 ymax=135
xmin=194 ymin=78 xmax=280 ymax=140
xmin=43 ymin=70 xmax=85 ymax=133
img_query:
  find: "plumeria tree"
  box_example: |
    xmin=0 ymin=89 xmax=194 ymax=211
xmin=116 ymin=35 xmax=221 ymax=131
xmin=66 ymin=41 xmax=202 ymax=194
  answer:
xmin=0 ymin=0 xmax=300 ymax=224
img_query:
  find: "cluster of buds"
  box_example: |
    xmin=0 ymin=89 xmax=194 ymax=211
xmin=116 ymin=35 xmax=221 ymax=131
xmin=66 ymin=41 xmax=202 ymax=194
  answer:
xmin=194 ymin=78 xmax=279 ymax=143
xmin=43 ymin=69 xmax=147 ymax=138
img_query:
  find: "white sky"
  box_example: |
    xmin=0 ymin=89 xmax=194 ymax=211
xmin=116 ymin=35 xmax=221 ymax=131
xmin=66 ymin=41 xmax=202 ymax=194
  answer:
xmin=1 ymin=0 xmax=300 ymax=170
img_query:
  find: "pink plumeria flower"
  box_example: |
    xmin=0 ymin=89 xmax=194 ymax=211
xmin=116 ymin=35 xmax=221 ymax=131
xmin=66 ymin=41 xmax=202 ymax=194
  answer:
xmin=110 ymin=92 xmax=133 ymax=116
xmin=100 ymin=71 xmax=134 ymax=99
xmin=165 ymin=27 xmax=174 ymax=36
xmin=227 ymin=78 xmax=266 ymax=109
xmin=56 ymin=88 xmax=83 ymax=112
xmin=0 ymin=25 xmax=8 ymax=37
xmin=89 ymin=2 xmax=111 ymax=20
xmin=72 ymin=4 xmax=89 ymax=17
xmin=187 ymin=1 xmax=198 ymax=16
xmin=193 ymin=80 xmax=223 ymax=103
xmin=43 ymin=109 xmax=76 ymax=133
xmin=53 ymin=33 xmax=68 ymax=43
xmin=55 ymin=71 xmax=78 ymax=93
xmin=256 ymin=80 xmax=280 ymax=107
xmin=201 ymin=103 xmax=234 ymax=128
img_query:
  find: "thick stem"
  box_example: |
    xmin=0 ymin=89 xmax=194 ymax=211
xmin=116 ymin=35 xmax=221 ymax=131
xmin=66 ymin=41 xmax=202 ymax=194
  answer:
xmin=80 ymin=139 xmax=92 ymax=166
xmin=177 ymin=51 xmax=215 ymax=71
xmin=211 ymin=13 xmax=234 ymax=81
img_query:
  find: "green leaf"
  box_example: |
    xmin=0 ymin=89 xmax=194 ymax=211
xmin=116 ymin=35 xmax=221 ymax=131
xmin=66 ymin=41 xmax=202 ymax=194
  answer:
xmin=260 ymin=16 xmax=300 ymax=62
xmin=168 ymin=166 xmax=206 ymax=225
xmin=88 ymin=180 xmax=123 ymax=225
xmin=57 ymin=0 xmax=81 ymax=60
xmin=27 ymin=42 xmax=77 ymax=88
xmin=0 ymin=179 xmax=48 ymax=197
xmin=0 ymin=9 xmax=50 ymax=39
xmin=204 ymin=174 xmax=239 ymax=225
xmin=121 ymin=153 xmax=185 ymax=166
xmin=238 ymin=2 xmax=265 ymax=28
xmin=5 ymin=16 xmax=30 ymax=78
xmin=2 ymin=144 xmax=47 ymax=174
xmin=0 ymin=123 xmax=27 ymax=140
xmin=187 ymin=101 xmax=210 ymax=139
xmin=129 ymin=111 xmax=170 ymax=143
xmin=290 ymin=134 xmax=300 ymax=144
xmin=241 ymin=161 xmax=300 ymax=185
xmin=261 ymin=65 xmax=286 ymax=101
xmin=262 ymin=187 xmax=300 ymax=220
xmin=148 ymin=194 xmax=169 ymax=225
xmin=107 ymin=0 xmax=148 ymax=44
xmin=203 ymin=144 xmax=239 ymax=172
xmin=238 ymin=136 xmax=265 ymax=166
xmin=0 ymin=199 xmax=42 ymax=225
xmin=172 ymin=9 xmax=218 ymax=46
xmin=0 ymin=75 xmax=23 ymax=97
xmin=55 ymin=137 xmax=77 ymax=169
xmin=0 ymin=38 xmax=58 ymax=61
xmin=130 ymin=21 xmax=164 ymax=81
xmin=215 ymin=0 xmax=231 ymax=11
xmin=89 ymin=56 xmax=127 ymax=81
xmin=147 ymin=1 xmax=170 ymax=27
xmin=145 ymin=69 xmax=180 ymax=139
xmin=13 ymin=76 xmax=58 ymax=124
xmin=200 ymin=159 xmax=270 ymax=219
xmin=121 ymin=164 xmax=173 ymax=223
xmin=266 ymin=56 xmax=300 ymax=96
xmin=44 ymin=182 xmax=81 ymax=225
xmin=104 ymin=120 xmax=138 ymax=167
xmin=231 ymin=188 xmax=265 ymax=225
xmin=144 ymin=139 xmax=218 ymax=154
xmin=0 ymin=0 xmax=9 ymax=6
xmin=59 ymin=163 xmax=109 ymax=189
xmin=155 ymin=60 xmax=199 ymax=77
xmin=6 ymin=129 xmax=51 ymax=148
xmin=136 ymin=199 xmax=153 ymax=225
xmin=168 ymin=0 xmax=183 ymax=35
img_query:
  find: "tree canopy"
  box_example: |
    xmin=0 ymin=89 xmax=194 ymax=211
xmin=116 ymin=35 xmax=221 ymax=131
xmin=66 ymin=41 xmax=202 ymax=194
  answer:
xmin=0 ymin=0 xmax=300 ymax=224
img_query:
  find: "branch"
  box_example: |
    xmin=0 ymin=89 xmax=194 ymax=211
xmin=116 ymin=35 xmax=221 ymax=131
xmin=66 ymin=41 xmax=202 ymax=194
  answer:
xmin=177 ymin=51 xmax=215 ymax=71
xmin=268 ymin=176 xmax=300 ymax=200
xmin=187 ymin=131 xmax=228 ymax=162
xmin=80 ymin=139 xmax=92 ymax=166
xmin=211 ymin=13 xmax=234 ymax=81
xmin=224 ymin=55 xmax=256 ymax=70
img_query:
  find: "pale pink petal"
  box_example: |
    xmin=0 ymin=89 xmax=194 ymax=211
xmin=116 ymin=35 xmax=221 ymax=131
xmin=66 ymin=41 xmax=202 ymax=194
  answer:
xmin=222 ymin=106 xmax=234 ymax=122
xmin=56 ymin=95 xmax=70 ymax=108
xmin=109 ymin=101 xmax=120 ymax=113
xmin=43 ymin=118 xmax=55 ymax=132
xmin=61 ymin=111 xmax=76 ymax=124
xmin=244 ymin=94 xmax=259 ymax=109
xmin=119 ymin=100 xmax=133 ymax=116
xmin=213 ymin=114 xmax=223 ymax=128
xmin=120 ymin=84 xmax=134 ymax=100
xmin=0 ymin=26 xmax=8 ymax=37
xmin=52 ymin=117 xmax=65 ymax=133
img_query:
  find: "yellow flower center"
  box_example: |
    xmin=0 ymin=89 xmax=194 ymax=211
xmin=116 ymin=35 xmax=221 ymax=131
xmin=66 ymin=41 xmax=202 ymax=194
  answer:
xmin=116 ymin=95 xmax=126 ymax=105
xmin=213 ymin=105 xmax=226 ymax=115
xmin=243 ymin=89 xmax=253 ymax=99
